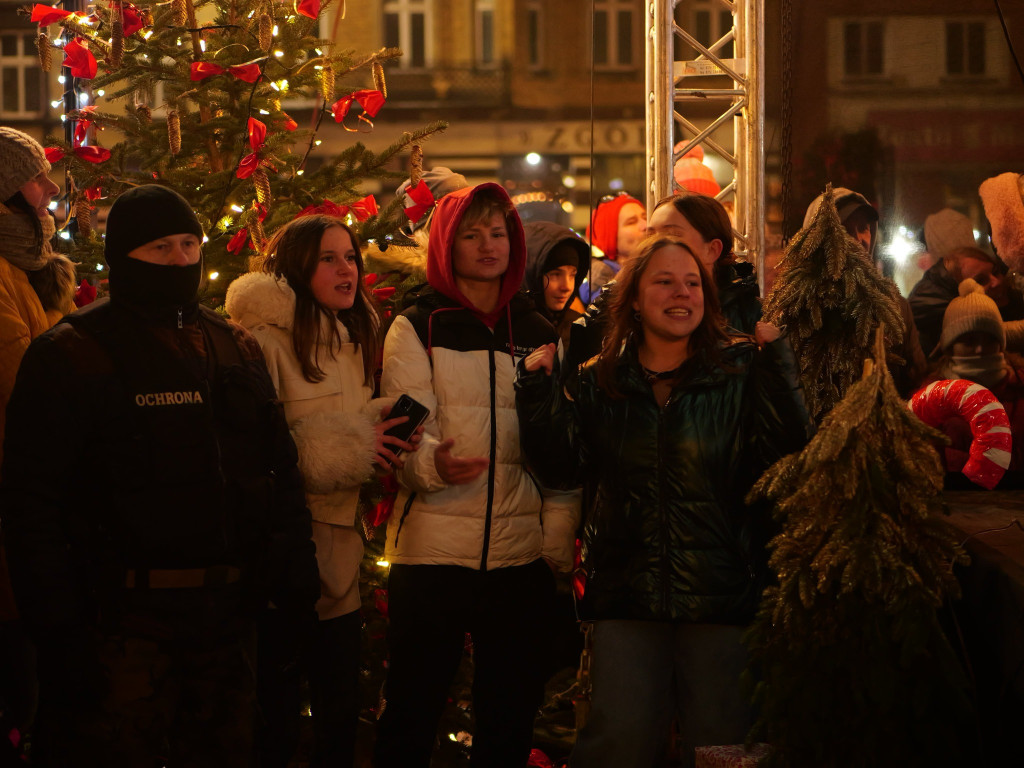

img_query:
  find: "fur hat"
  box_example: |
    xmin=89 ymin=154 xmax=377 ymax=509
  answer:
xmin=588 ymin=194 xmax=643 ymax=261
xmin=396 ymin=167 xmax=469 ymax=235
xmin=104 ymin=185 xmax=204 ymax=267
xmin=979 ymin=172 xmax=1024 ymax=274
xmin=0 ymin=128 xmax=51 ymax=203
xmin=924 ymin=208 xmax=975 ymax=261
xmin=672 ymin=143 xmax=720 ymax=197
xmin=940 ymin=278 xmax=1005 ymax=352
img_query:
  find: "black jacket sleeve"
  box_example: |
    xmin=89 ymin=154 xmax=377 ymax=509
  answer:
xmin=514 ymin=355 xmax=582 ymax=490
xmin=748 ymin=335 xmax=815 ymax=467
xmin=0 ymin=334 xmax=92 ymax=639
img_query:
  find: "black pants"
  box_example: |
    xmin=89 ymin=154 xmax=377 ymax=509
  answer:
xmin=257 ymin=611 xmax=361 ymax=768
xmin=373 ymin=560 xmax=555 ymax=768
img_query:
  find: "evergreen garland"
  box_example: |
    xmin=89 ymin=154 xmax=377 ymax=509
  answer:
xmin=763 ymin=185 xmax=904 ymax=422
xmin=745 ymin=328 xmax=976 ymax=768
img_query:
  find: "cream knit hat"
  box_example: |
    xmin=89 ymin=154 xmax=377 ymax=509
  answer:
xmin=0 ymin=127 xmax=51 ymax=203
xmin=940 ymin=278 xmax=1005 ymax=352
xmin=924 ymin=208 xmax=975 ymax=262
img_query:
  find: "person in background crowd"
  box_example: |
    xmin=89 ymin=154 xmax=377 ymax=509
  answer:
xmin=579 ymin=193 xmax=647 ymax=304
xmin=920 ymin=279 xmax=1024 ymax=490
xmin=225 ymin=214 xmax=418 ymax=768
xmin=647 ymin=193 xmax=761 ymax=335
xmin=979 ymin=172 xmax=1024 ymax=352
xmin=0 ymin=185 xmax=320 ymax=767
xmin=374 ymin=183 xmax=579 ymax=768
xmin=516 ymin=235 xmax=812 ymax=768
xmin=523 ymin=221 xmax=589 ymax=349
xmin=0 ymin=127 xmax=77 ymax=754
xmin=805 ymin=186 xmax=926 ymax=397
xmin=909 ymin=245 xmax=1023 ymax=357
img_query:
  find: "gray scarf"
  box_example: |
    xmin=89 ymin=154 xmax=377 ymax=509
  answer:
xmin=938 ymin=353 xmax=1009 ymax=390
xmin=0 ymin=205 xmax=76 ymax=313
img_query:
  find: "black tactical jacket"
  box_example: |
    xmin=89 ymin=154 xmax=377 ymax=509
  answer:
xmin=516 ymin=337 xmax=812 ymax=624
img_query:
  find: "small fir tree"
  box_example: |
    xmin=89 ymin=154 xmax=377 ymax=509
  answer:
xmin=30 ymin=0 xmax=444 ymax=301
xmin=763 ymin=185 xmax=904 ymax=422
xmin=745 ymin=328 xmax=975 ymax=768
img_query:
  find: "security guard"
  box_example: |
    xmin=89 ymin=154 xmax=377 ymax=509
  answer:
xmin=0 ymin=185 xmax=319 ymax=767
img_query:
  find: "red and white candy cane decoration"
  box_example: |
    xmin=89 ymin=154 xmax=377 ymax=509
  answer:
xmin=910 ymin=379 xmax=1011 ymax=490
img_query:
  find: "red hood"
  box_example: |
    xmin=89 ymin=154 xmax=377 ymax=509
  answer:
xmin=426 ymin=183 xmax=526 ymax=327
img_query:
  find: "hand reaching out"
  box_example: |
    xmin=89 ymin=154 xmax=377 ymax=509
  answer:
xmin=434 ymin=438 xmax=490 ymax=485
xmin=524 ymin=343 xmax=557 ymax=376
xmin=754 ymin=321 xmax=781 ymax=346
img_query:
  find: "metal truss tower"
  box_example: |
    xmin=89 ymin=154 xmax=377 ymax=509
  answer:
xmin=645 ymin=0 xmax=765 ymax=285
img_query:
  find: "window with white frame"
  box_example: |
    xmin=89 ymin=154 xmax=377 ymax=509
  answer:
xmin=526 ymin=1 xmax=543 ymax=70
xmin=684 ymin=0 xmax=734 ymax=60
xmin=0 ymin=31 xmax=43 ymax=118
xmin=593 ymin=0 xmax=636 ymax=70
xmin=475 ymin=0 xmax=495 ymax=68
xmin=383 ymin=0 xmax=428 ymax=69
xmin=843 ymin=21 xmax=885 ymax=77
xmin=946 ymin=21 xmax=986 ymax=76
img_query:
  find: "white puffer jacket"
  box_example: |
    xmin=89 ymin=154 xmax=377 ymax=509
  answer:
xmin=381 ymin=291 xmax=579 ymax=573
xmin=226 ymin=271 xmax=380 ymax=527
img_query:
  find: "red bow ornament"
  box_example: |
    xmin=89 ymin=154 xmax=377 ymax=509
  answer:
xmin=294 ymin=195 xmax=379 ymax=222
xmin=330 ymin=89 xmax=385 ymax=131
xmin=44 ymin=145 xmax=111 ymax=164
xmin=120 ymin=2 xmax=147 ymax=36
xmin=63 ymin=38 xmax=97 ymax=79
xmin=31 ymin=4 xmax=73 ymax=25
xmin=73 ymin=105 xmax=97 ymax=147
xmin=226 ymin=227 xmax=250 ymax=255
xmin=226 ymin=202 xmax=268 ymax=254
xmin=402 ymin=180 xmax=435 ymax=224
xmin=236 ymin=117 xmax=268 ymax=179
xmin=73 ymin=278 xmax=97 ymax=308
xmin=294 ymin=0 xmax=320 ymax=19
xmin=190 ymin=61 xmax=263 ymax=84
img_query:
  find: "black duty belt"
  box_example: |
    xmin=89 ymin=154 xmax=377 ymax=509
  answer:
xmin=125 ymin=565 xmax=242 ymax=589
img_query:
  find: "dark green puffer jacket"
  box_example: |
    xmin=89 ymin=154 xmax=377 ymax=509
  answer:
xmin=516 ymin=336 xmax=812 ymax=624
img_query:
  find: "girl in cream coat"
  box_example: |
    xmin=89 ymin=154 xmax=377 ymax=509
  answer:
xmin=226 ymin=214 xmax=413 ymax=768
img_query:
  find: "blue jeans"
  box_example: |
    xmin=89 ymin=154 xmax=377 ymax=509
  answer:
xmin=571 ymin=621 xmax=752 ymax=768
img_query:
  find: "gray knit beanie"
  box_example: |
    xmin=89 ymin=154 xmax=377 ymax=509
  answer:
xmin=940 ymin=278 xmax=1005 ymax=352
xmin=0 ymin=128 xmax=51 ymax=202
xmin=924 ymin=208 xmax=975 ymax=262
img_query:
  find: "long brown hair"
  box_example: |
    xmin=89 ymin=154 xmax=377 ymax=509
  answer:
xmin=259 ymin=214 xmax=381 ymax=385
xmin=595 ymin=234 xmax=729 ymax=396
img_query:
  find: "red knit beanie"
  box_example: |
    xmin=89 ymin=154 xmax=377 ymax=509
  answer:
xmin=588 ymin=194 xmax=643 ymax=261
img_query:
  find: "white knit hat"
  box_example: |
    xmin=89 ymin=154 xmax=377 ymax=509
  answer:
xmin=979 ymin=172 xmax=1024 ymax=274
xmin=940 ymin=278 xmax=1005 ymax=352
xmin=924 ymin=209 xmax=975 ymax=262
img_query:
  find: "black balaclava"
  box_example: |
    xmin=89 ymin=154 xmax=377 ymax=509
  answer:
xmin=104 ymin=185 xmax=205 ymax=314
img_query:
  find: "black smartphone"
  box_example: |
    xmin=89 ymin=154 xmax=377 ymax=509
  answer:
xmin=382 ymin=394 xmax=430 ymax=456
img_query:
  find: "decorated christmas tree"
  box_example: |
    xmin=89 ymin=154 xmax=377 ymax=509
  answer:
xmin=29 ymin=0 xmax=444 ymax=302
xmin=745 ymin=328 xmax=976 ymax=767
xmin=763 ymin=185 xmax=904 ymax=422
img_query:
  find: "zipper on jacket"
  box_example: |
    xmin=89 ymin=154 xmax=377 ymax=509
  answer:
xmin=479 ymin=346 xmax=498 ymax=571
xmin=393 ymin=492 xmax=417 ymax=547
xmin=658 ymin=395 xmax=673 ymax=616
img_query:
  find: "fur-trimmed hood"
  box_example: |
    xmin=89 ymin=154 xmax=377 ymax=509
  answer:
xmin=225 ymin=270 xmax=350 ymax=342
xmin=363 ymin=240 xmax=427 ymax=283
